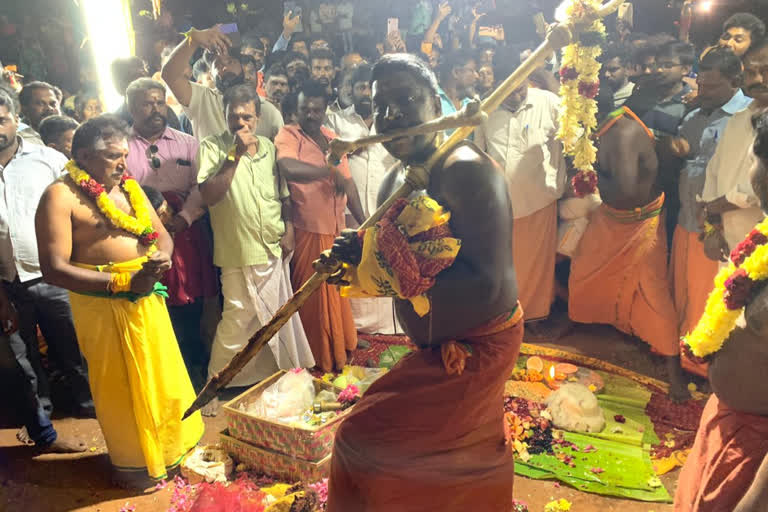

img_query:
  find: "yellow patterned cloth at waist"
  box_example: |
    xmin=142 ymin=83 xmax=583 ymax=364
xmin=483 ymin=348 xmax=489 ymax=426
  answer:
xmin=601 ymin=193 xmax=665 ymax=224
xmin=341 ymin=195 xmax=461 ymax=317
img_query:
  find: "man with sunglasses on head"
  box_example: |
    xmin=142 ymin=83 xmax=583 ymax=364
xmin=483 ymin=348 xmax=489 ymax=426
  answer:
xmin=124 ymin=78 xmax=216 ymax=386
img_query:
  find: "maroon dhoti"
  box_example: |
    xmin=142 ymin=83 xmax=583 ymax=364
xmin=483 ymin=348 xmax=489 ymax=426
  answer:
xmin=327 ymin=306 xmax=524 ymax=512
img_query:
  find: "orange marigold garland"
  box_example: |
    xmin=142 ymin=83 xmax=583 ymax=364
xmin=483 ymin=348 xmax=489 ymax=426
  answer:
xmin=556 ymin=0 xmax=606 ymax=197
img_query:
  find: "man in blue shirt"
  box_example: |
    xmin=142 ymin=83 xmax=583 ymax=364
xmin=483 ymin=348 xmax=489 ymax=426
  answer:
xmin=669 ymin=47 xmax=752 ymax=375
xmin=436 ymin=49 xmax=477 ymax=135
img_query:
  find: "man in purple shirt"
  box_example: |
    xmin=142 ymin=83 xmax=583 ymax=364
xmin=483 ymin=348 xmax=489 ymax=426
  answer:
xmin=124 ymin=77 xmax=213 ymax=385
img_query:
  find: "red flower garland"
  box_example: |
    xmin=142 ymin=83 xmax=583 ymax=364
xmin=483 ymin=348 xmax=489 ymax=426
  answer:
xmin=723 ymin=268 xmax=754 ymax=310
xmin=578 ymin=81 xmax=600 ymax=99
xmin=571 ymin=170 xmax=598 ymax=197
xmin=730 ymin=229 xmax=768 ymax=266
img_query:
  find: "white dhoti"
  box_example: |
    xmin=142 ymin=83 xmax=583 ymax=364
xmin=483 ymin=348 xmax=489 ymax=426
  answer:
xmin=350 ymin=297 xmax=401 ymax=335
xmin=207 ymin=255 xmax=315 ymax=388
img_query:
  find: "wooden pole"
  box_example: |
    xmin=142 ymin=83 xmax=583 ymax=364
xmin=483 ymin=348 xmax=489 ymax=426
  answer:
xmin=183 ymin=0 xmax=627 ymax=420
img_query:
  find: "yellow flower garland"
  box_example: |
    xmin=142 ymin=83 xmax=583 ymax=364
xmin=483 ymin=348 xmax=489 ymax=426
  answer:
xmin=65 ymin=160 xmax=157 ymax=246
xmin=556 ymin=0 xmax=605 ymax=192
xmin=685 ymin=216 xmax=768 ymax=357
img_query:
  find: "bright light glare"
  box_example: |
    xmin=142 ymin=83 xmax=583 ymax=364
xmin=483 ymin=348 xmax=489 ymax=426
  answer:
xmin=82 ymin=0 xmax=133 ymax=111
xmin=555 ymin=1 xmax=569 ymax=23
xmin=698 ymin=0 xmax=713 ymax=12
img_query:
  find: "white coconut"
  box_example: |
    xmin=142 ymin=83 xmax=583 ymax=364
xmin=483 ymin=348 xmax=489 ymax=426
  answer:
xmin=545 ymin=383 xmax=605 ymax=433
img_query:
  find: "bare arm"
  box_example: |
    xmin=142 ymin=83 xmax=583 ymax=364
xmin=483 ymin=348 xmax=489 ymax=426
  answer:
xmin=200 ymin=157 xmax=238 ymax=206
xmin=161 ymin=27 xmax=232 ymax=107
xmin=415 ymin=146 xmax=514 ymax=344
xmin=343 ymin=177 xmax=365 ymax=225
xmin=277 ymin=158 xmax=331 ymax=182
xmin=423 ymin=2 xmax=450 ymax=45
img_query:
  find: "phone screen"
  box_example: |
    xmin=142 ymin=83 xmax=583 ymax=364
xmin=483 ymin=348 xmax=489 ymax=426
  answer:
xmin=387 ymin=18 xmax=399 ymax=36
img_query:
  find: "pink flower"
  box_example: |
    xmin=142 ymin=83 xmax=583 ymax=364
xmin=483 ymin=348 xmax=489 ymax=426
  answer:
xmin=590 ymin=466 xmax=605 ymax=474
xmin=338 ymin=384 xmax=360 ymax=404
xmin=309 ymin=478 xmax=329 ymax=505
xmin=155 ymin=479 xmax=168 ymax=490
xmin=119 ymin=503 xmax=136 ymax=512
xmin=583 ymin=444 xmax=597 ymax=453
xmin=614 ymin=414 xmax=626 ymax=423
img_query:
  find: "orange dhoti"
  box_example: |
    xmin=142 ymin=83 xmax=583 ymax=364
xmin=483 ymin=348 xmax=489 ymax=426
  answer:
xmin=569 ymin=194 xmax=679 ymax=356
xmin=291 ymin=227 xmax=357 ymax=373
xmin=513 ymin=203 xmax=557 ymax=321
xmin=669 ymin=225 xmax=719 ymax=376
xmin=327 ymin=307 xmax=524 ymax=512
xmin=675 ymin=395 xmax=768 ymax=512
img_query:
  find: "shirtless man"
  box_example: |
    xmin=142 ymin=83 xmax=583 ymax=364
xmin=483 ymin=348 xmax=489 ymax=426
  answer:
xmin=675 ymin=112 xmax=768 ymax=512
xmin=568 ymin=104 xmax=690 ymax=402
xmin=325 ymin=54 xmax=521 ymax=511
xmin=35 ymin=115 xmax=203 ymax=487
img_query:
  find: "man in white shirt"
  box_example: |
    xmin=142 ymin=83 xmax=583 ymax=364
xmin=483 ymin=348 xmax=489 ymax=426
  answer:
xmin=701 ymin=40 xmax=768 ymax=259
xmin=0 ymin=90 xmax=90 ymax=452
xmin=325 ymin=64 xmax=400 ymax=335
xmin=162 ymin=26 xmax=284 ymax=142
xmin=475 ymin=48 xmax=566 ymax=328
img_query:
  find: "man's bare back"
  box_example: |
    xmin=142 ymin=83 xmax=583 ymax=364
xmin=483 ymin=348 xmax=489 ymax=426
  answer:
xmin=376 ymin=142 xmax=518 ymax=345
xmin=597 ymin=117 xmax=660 ymax=209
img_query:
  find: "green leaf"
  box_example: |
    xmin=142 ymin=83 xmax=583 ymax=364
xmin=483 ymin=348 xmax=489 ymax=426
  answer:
xmin=378 ymin=345 xmax=413 ymax=369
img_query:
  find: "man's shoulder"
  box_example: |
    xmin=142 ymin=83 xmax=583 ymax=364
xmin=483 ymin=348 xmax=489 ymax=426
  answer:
xmin=21 ymin=142 xmax=68 ymax=167
xmin=441 ymin=142 xmax=498 ymax=178
xmin=166 ymin=126 xmax=198 ymax=145
xmin=260 ymin=97 xmax=280 ymax=117
xmin=528 ymin=86 xmax=559 ymax=103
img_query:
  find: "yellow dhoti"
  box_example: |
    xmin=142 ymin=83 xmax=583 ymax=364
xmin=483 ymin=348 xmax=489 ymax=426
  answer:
xmin=69 ymin=256 xmax=204 ymax=480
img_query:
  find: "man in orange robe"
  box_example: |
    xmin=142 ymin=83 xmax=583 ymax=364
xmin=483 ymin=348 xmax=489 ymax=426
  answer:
xmin=326 ymin=54 xmax=522 ymax=511
xmin=275 ymin=80 xmax=365 ymax=373
xmin=568 ymin=106 xmax=688 ymax=401
xmin=675 ymin=103 xmax=768 ymax=512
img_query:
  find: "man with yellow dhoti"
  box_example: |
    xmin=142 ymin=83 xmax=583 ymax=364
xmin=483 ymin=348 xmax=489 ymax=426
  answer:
xmin=35 ymin=114 xmax=204 ymax=488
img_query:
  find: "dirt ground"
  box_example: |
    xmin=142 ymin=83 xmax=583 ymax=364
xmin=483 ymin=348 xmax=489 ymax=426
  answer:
xmin=0 ymin=323 xmax=690 ymax=512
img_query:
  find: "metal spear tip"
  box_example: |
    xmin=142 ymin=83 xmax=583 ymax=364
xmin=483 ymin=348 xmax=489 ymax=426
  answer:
xmin=182 ymin=383 xmax=218 ymax=420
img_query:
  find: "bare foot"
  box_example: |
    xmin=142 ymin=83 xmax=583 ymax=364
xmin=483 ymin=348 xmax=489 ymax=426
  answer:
xmin=37 ymin=437 xmax=87 ymax=454
xmin=666 ymin=356 xmax=691 ymax=403
xmin=201 ymin=396 xmax=219 ymax=417
xmin=112 ymin=469 xmax=155 ymax=490
xmin=16 ymin=427 xmax=34 ymax=446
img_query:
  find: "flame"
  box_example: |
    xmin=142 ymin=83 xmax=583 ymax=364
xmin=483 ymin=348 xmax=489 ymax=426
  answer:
xmin=549 ymin=365 xmax=556 ymax=379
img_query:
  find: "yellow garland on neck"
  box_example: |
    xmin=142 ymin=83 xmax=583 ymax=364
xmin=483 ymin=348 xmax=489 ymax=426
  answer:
xmin=65 ymin=160 xmax=155 ymax=244
xmin=685 ymin=216 xmax=768 ymax=357
xmin=556 ymin=0 xmax=605 ymax=176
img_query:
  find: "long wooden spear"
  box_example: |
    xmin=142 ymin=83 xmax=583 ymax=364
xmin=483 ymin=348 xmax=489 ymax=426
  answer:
xmin=183 ymin=0 xmax=626 ymax=420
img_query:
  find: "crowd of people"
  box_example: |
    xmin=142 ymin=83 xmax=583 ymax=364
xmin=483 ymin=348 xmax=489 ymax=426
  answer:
xmin=2 ymin=1 xmax=768 ymax=509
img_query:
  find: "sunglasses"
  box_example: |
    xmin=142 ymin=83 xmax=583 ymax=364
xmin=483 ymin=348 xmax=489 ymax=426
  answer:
xmin=147 ymin=144 xmax=161 ymax=169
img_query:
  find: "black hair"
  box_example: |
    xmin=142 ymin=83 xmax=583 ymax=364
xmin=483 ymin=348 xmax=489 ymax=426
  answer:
xmin=655 ymin=40 xmax=695 ymax=67
xmin=39 ymin=115 xmax=80 ymax=146
xmin=601 ymin=42 xmax=632 ymax=66
xmin=310 ymin=48 xmax=336 ymax=65
xmin=437 ymin=49 xmax=477 ymax=83
xmin=142 ymin=185 xmax=166 ymax=211
xmin=297 ymin=79 xmax=329 ymax=104
xmin=288 ymin=34 xmax=309 ymax=52
xmin=203 ymin=48 xmax=243 ymax=67
xmin=222 ymin=83 xmax=262 ymax=115
xmin=74 ymin=89 xmax=101 ymax=113
xmin=699 ymin=46 xmax=743 ymax=84
xmin=745 ymin=38 xmax=768 ymax=59
xmin=371 ymin=53 xmax=439 ymax=96
xmin=19 ymin=81 xmax=62 ymax=107
xmin=265 ymin=64 xmax=288 ymax=81
xmin=72 ymin=114 xmax=129 ymax=159
xmin=192 ymin=58 xmax=209 ymax=82
xmin=125 ymin=78 xmax=166 ymax=109
xmin=110 ymin=57 xmax=146 ymax=95
xmin=281 ymin=91 xmax=299 ymax=120
xmin=283 ymin=51 xmax=310 ymax=67
xmin=724 ymin=13 xmax=766 ymax=47
xmin=351 ymin=63 xmax=373 ymax=87
xmin=0 ymin=87 xmax=18 ymax=116
xmin=239 ymin=54 xmax=258 ymax=69
xmin=492 ymin=46 xmax=522 ymax=83
xmin=241 ymin=35 xmax=266 ymax=53
xmin=0 ymin=89 xmax=17 ymax=120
